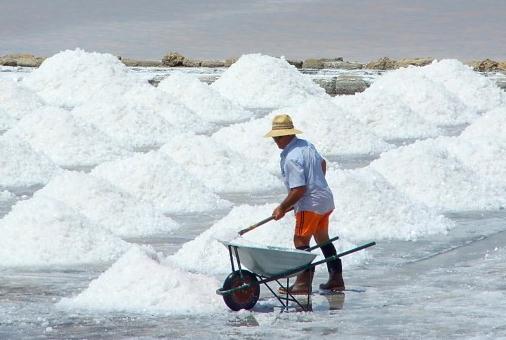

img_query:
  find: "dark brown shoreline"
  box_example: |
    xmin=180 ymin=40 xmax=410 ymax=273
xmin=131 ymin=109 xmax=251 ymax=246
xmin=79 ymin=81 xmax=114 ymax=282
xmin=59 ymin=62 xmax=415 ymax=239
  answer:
xmin=1 ymin=52 xmax=506 ymax=72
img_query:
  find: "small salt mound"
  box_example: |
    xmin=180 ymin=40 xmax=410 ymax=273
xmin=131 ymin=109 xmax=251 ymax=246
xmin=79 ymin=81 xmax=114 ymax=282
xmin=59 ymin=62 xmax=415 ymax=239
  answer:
xmin=158 ymin=72 xmax=253 ymax=124
xmin=11 ymin=106 xmax=130 ymax=168
xmin=37 ymin=171 xmax=179 ymax=238
xmin=160 ymin=134 xmax=282 ymax=194
xmin=423 ymin=59 xmax=506 ymax=114
xmin=91 ymin=151 xmax=232 ymax=214
xmin=22 ymin=49 xmax=136 ymax=108
xmin=370 ymin=138 xmax=506 ymax=211
xmin=0 ymin=78 xmax=46 ymax=119
xmin=58 ymin=246 xmax=222 ymax=315
xmin=446 ymin=109 xmax=506 ymax=186
xmin=169 ymin=203 xmax=363 ymax=275
xmin=357 ymin=64 xmax=477 ymax=125
xmin=334 ymin=93 xmax=442 ymax=140
xmin=212 ymin=117 xmax=280 ymax=174
xmin=0 ymin=196 xmax=129 ymax=267
xmin=326 ymin=167 xmax=453 ymax=241
xmin=0 ymin=131 xmax=59 ymax=190
xmin=211 ymin=54 xmax=327 ymax=108
xmin=272 ymin=98 xmax=391 ymax=155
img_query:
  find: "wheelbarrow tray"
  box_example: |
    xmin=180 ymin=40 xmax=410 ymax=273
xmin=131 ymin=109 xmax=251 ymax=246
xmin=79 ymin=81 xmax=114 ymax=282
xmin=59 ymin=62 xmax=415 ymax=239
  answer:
xmin=221 ymin=240 xmax=317 ymax=277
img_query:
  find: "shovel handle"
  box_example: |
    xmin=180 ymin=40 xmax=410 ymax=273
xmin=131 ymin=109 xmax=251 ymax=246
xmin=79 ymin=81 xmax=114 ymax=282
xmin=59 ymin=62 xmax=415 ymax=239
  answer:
xmin=238 ymin=216 xmax=275 ymax=235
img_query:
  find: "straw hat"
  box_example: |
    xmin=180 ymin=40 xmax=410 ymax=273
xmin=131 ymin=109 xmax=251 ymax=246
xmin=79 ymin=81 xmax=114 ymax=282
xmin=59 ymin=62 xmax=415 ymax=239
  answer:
xmin=264 ymin=114 xmax=303 ymax=138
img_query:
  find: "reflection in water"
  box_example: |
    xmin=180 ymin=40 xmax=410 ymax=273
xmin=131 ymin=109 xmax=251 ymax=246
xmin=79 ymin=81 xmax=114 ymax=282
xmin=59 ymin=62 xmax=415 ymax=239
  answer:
xmin=322 ymin=292 xmax=345 ymax=311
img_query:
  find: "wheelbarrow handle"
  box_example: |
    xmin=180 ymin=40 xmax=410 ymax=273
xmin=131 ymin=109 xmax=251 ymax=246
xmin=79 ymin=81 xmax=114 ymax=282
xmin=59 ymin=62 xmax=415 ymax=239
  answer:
xmin=307 ymin=235 xmax=340 ymax=251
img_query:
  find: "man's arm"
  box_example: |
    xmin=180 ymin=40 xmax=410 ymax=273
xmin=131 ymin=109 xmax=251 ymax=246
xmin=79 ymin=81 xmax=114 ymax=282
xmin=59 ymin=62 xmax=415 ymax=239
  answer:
xmin=272 ymin=186 xmax=306 ymax=220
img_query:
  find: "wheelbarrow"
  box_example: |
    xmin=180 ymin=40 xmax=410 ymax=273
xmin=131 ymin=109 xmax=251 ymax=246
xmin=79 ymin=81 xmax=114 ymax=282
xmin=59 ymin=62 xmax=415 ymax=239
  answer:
xmin=216 ymin=235 xmax=375 ymax=312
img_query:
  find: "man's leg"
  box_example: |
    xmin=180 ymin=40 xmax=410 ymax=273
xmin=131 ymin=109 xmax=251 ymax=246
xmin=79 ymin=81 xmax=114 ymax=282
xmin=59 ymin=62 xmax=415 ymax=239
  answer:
xmin=278 ymin=212 xmax=315 ymax=295
xmin=314 ymin=212 xmax=344 ymax=291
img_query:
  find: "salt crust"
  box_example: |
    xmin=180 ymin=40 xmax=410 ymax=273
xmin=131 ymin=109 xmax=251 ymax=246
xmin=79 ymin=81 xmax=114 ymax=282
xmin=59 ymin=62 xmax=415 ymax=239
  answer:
xmin=91 ymin=151 xmax=232 ymax=214
xmin=0 ymin=78 xmax=46 ymax=119
xmin=0 ymin=196 xmax=130 ymax=267
xmin=58 ymin=246 xmax=223 ymax=314
xmin=10 ymin=106 xmax=130 ymax=168
xmin=37 ymin=171 xmax=180 ymax=238
xmin=158 ymin=71 xmax=253 ymax=124
xmin=212 ymin=53 xmax=327 ymax=108
xmin=159 ymin=133 xmax=282 ymax=193
xmin=0 ymin=131 xmax=59 ymax=189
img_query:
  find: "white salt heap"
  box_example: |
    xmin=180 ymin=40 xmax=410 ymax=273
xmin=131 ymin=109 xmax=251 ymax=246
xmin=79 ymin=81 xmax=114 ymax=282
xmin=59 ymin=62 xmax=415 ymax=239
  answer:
xmin=158 ymin=72 xmax=253 ymax=124
xmin=11 ymin=106 xmax=130 ymax=168
xmin=212 ymin=54 xmax=327 ymax=108
xmin=423 ymin=59 xmax=506 ymax=114
xmin=0 ymin=131 xmax=59 ymax=190
xmin=272 ymin=98 xmax=391 ymax=155
xmin=159 ymin=134 xmax=282 ymax=193
xmin=22 ymin=49 xmax=136 ymax=108
xmin=0 ymin=78 xmax=46 ymax=119
xmin=326 ymin=167 xmax=453 ymax=241
xmin=37 ymin=171 xmax=180 ymax=238
xmin=0 ymin=196 xmax=130 ymax=267
xmin=212 ymin=117 xmax=280 ymax=174
xmin=0 ymin=106 xmax=16 ymax=132
xmin=91 ymin=151 xmax=232 ymax=214
xmin=58 ymin=246 xmax=223 ymax=315
xmin=170 ymin=203 xmax=364 ymax=275
xmin=446 ymin=108 xmax=506 ymax=186
xmin=370 ymin=138 xmax=506 ymax=211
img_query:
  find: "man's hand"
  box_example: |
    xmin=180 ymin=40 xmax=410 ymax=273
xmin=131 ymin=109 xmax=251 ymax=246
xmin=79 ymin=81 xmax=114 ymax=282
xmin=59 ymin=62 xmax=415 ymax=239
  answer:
xmin=272 ymin=205 xmax=286 ymax=220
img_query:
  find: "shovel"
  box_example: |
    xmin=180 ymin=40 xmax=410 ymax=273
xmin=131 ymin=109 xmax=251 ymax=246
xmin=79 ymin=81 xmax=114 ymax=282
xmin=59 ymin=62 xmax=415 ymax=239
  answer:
xmin=238 ymin=207 xmax=294 ymax=236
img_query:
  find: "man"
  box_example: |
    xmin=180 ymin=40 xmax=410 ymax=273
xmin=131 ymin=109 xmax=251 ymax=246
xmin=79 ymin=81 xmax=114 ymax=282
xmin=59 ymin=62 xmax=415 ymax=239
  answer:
xmin=265 ymin=114 xmax=344 ymax=295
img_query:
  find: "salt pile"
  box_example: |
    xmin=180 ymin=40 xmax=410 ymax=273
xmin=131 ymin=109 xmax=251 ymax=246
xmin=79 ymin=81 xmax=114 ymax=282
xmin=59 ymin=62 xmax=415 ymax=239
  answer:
xmin=370 ymin=138 xmax=506 ymax=211
xmin=11 ymin=106 xmax=130 ymax=168
xmin=158 ymin=72 xmax=253 ymax=124
xmin=22 ymin=49 xmax=137 ymax=108
xmin=169 ymin=203 xmax=364 ymax=275
xmin=0 ymin=196 xmax=130 ymax=267
xmin=272 ymin=98 xmax=391 ymax=155
xmin=0 ymin=106 xmax=16 ymax=132
xmin=446 ymin=108 xmax=506 ymax=186
xmin=334 ymin=94 xmax=442 ymax=140
xmin=37 ymin=171 xmax=180 ymax=238
xmin=159 ymin=134 xmax=282 ymax=193
xmin=91 ymin=151 xmax=232 ymax=214
xmin=0 ymin=131 xmax=59 ymax=191
xmin=0 ymin=78 xmax=46 ymax=120
xmin=211 ymin=54 xmax=327 ymax=108
xmin=58 ymin=246 xmax=222 ymax=314
xmin=326 ymin=167 xmax=453 ymax=241
xmin=212 ymin=117 xmax=280 ymax=174
xmin=423 ymin=59 xmax=506 ymax=114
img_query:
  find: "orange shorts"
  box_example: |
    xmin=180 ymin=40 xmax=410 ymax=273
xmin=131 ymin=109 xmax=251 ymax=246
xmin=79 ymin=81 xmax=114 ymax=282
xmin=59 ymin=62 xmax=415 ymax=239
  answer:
xmin=294 ymin=210 xmax=332 ymax=237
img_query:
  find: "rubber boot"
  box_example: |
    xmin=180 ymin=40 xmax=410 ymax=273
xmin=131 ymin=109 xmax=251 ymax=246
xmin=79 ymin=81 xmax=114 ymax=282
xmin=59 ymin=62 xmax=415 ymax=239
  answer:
xmin=319 ymin=270 xmax=345 ymax=291
xmin=278 ymin=269 xmax=314 ymax=295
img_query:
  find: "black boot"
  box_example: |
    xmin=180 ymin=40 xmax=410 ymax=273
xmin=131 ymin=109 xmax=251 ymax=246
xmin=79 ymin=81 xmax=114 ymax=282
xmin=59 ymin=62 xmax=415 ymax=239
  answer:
xmin=319 ymin=243 xmax=345 ymax=291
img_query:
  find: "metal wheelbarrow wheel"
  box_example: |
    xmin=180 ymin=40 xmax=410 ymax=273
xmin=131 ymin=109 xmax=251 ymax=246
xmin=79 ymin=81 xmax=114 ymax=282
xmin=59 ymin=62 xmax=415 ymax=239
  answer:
xmin=222 ymin=270 xmax=260 ymax=311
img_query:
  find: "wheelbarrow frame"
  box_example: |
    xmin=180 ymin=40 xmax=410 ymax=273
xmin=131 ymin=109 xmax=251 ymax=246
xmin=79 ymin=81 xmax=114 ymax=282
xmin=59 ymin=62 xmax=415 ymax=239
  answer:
xmin=216 ymin=236 xmax=376 ymax=312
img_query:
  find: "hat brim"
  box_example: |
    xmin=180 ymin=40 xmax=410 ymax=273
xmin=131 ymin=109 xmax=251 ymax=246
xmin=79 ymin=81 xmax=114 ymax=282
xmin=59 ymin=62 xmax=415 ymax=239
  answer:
xmin=264 ymin=128 xmax=303 ymax=138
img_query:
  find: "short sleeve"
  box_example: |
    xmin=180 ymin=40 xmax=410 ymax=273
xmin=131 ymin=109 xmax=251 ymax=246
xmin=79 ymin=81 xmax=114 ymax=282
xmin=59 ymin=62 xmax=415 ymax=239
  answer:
xmin=284 ymin=158 xmax=306 ymax=188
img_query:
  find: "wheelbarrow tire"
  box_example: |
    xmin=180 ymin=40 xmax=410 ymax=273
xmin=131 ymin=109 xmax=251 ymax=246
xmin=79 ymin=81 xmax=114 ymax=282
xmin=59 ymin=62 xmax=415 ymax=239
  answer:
xmin=222 ymin=270 xmax=260 ymax=311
